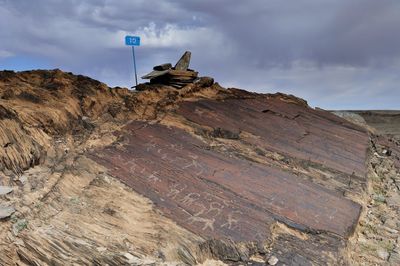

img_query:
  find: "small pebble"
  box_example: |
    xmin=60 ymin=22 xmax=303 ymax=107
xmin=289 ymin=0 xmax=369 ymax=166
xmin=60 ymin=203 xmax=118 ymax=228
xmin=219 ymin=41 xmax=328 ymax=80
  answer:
xmin=377 ymin=248 xmax=389 ymax=261
xmin=268 ymin=255 xmax=279 ymax=265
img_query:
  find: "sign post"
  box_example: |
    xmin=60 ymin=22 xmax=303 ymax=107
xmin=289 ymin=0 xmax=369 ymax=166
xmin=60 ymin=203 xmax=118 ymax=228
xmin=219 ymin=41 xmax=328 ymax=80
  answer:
xmin=125 ymin=35 xmax=141 ymax=87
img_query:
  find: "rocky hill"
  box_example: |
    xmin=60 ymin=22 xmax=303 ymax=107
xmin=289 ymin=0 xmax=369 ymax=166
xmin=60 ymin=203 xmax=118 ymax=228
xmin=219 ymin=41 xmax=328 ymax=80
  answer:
xmin=0 ymin=69 xmax=399 ymax=265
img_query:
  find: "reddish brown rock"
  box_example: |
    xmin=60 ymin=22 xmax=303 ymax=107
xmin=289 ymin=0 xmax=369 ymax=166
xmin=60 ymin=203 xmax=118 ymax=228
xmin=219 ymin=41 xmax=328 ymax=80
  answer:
xmin=91 ymin=121 xmax=362 ymax=240
xmin=177 ymin=98 xmax=369 ymax=178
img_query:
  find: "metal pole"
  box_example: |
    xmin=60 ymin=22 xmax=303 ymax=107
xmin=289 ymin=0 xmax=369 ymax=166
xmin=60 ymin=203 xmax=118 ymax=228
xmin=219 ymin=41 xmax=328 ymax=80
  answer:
xmin=131 ymin=46 xmax=138 ymax=87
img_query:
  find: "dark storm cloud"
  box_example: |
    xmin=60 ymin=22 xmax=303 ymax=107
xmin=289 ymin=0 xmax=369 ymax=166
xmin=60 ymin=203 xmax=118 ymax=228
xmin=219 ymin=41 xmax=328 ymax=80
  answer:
xmin=175 ymin=0 xmax=400 ymax=67
xmin=0 ymin=0 xmax=399 ymax=109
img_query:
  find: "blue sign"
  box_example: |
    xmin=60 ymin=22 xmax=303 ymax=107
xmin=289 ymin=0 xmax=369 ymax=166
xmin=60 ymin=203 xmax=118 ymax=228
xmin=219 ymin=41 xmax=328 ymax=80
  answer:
xmin=125 ymin=36 xmax=140 ymax=46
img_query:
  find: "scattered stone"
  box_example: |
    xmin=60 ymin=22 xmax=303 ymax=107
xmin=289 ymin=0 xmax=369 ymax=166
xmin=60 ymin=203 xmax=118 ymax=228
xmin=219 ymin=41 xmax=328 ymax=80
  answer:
xmin=382 ymin=149 xmax=392 ymax=156
xmin=17 ymin=175 xmax=28 ymax=185
xmin=249 ymin=254 xmax=265 ymax=263
xmin=195 ymin=76 xmax=214 ymax=87
xmin=124 ymin=252 xmax=140 ymax=264
xmin=0 ymin=186 xmax=13 ymax=195
xmin=268 ymin=255 xmax=279 ymax=265
xmin=0 ymin=204 xmax=15 ymax=219
xmin=389 ymin=252 xmax=400 ymax=265
xmin=96 ymin=247 xmax=107 ymax=253
xmin=377 ymin=248 xmax=390 ymax=261
xmin=122 ymin=252 xmax=157 ymax=265
xmin=12 ymin=219 xmax=28 ymax=235
xmin=386 ymin=193 xmax=400 ymax=208
xmin=382 ymin=226 xmax=398 ymax=234
xmin=141 ymin=51 xmax=208 ymax=89
xmin=373 ymin=194 xmax=386 ymax=203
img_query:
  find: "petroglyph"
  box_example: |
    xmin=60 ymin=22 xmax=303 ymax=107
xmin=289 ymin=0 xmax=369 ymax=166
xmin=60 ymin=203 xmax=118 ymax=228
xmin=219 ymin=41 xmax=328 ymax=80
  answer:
xmin=145 ymin=141 xmax=157 ymax=152
xmin=221 ymin=211 xmax=241 ymax=230
xmin=180 ymin=193 xmax=200 ymax=206
xmin=167 ymin=183 xmax=187 ymax=199
xmin=329 ymin=208 xmax=338 ymax=220
xmin=93 ymin=121 xmax=364 ymax=241
xmin=206 ymin=202 xmax=224 ymax=217
xmin=188 ymin=215 xmax=215 ymax=231
xmin=140 ymin=167 xmax=146 ymax=174
xmin=182 ymin=155 xmax=199 ymax=169
xmin=147 ymin=171 xmax=160 ymax=183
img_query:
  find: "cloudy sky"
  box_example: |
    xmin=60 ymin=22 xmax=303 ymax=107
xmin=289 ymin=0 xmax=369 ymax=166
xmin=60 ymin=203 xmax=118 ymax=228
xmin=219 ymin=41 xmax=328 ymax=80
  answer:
xmin=0 ymin=0 xmax=399 ymax=109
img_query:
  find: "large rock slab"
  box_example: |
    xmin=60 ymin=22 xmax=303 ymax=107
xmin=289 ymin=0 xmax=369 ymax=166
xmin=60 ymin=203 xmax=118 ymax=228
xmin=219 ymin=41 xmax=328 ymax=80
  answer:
xmin=91 ymin=121 xmax=362 ymax=240
xmin=177 ymin=98 xmax=369 ymax=178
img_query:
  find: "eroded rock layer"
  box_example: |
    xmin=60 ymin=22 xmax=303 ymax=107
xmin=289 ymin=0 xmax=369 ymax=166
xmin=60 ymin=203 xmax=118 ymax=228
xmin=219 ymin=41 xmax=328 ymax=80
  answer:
xmin=178 ymin=98 xmax=368 ymax=178
xmin=1 ymin=69 xmax=398 ymax=265
xmin=89 ymin=89 xmax=370 ymax=264
xmin=91 ymin=121 xmax=362 ymax=239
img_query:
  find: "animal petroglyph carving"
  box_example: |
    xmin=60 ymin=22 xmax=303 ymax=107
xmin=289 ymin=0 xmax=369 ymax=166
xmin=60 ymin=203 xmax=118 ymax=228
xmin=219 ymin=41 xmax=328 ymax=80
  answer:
xmin=181 ymin=154 xmax=205 ymax=176
xmin=167 ymin=183 xmax=187 ymax=199
xmin=169 ymin=143 xmax=183 ymax=150
xmin=221 ymin=211 xmax=241 ymax=230
xmin=206 ymin=202 xmax=223 ymax=217
xmin=182 ymin=159 xmax=199 ymax=169
xmin=328 ymin=208 xmax=338 ymax=220
xmin=180 ymin=193 xmax=200 ymax=206
xmin=188 ymin=215 xmax=215 ymax=231
xmin=129 ymin=162 xmax=137 ymax=173
xmin=147 ymin=171 xmax=160 ymax=183
xmin=145 ymin=141 xmax=157 ymax=152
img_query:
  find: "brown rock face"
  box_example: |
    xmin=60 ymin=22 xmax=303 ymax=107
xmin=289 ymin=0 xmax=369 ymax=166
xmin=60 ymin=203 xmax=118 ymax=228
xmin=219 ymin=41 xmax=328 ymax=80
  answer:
xmin=0 ymin=69 xmax=397 ymax=265
xmin=177 ymin=98 xmax=368 ymax=178
xmin=92 ymin=122 xmax=362 ymax=239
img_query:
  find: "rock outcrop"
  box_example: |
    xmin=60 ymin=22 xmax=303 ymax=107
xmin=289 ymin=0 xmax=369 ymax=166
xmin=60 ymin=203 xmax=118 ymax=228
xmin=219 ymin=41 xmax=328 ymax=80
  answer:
xmin=140 ymin=51 xmax=213 ymax=90
xmin=0 ymin=68 xmax=399 ymax=265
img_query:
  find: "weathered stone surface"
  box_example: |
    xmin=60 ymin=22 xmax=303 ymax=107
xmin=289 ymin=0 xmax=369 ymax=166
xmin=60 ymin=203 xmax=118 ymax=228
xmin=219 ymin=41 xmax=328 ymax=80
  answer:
xmin=168 ymin=69 xmax=198 ymax=77
xmin=0 ymin=204 xmax=15 ymax=219
xmin=267 ymin=255 xmax=279 ymax=265
xmin=387 ymin=193 xmax=400 ymax=208
xmin=141 ymin=51 xmax=202 ymax=89
xmin=0 ymin=69 xmax=390 ymax=265
xmin=377 ymin=248 xmax=390 ymax=261
xmin=141 ymin=69 xmax=170 ymax=80
xmin=174 ymin=51 xmax=191 ymax=71
xmin=153 ymin=63 xmax=172 ymax=71
xmin=0 ymin=186 xmax=13 ymax=195
xmin=195 ymin=76 xmax=214 ymax=88
xmin=389 ymin=251 xmax=400 ymax=265
xmin=177 ymin=98 xmax=369 ymax=178
xmin=91 ymin=121 xmax=362 ymax=239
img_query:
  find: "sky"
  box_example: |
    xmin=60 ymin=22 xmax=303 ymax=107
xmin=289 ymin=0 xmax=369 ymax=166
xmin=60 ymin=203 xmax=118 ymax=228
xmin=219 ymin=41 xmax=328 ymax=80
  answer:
xmin=0 ymin=0 xmax=399 ymax=109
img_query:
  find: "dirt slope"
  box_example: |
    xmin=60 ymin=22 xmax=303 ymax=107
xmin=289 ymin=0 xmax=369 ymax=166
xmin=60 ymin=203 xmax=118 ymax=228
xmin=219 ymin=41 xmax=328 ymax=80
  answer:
xmin=0 ymin=69 xmax=399 ymax=265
